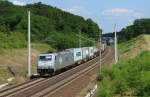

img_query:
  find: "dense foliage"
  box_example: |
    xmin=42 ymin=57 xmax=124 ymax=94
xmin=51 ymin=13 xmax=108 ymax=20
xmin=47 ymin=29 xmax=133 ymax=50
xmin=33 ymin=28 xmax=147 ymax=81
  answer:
xmin=0 ymin=32 xmax=26 ymax=49
xmin=103 ymin=19 xmax=150 ymax=43
xmin=118 ymin=19 xmax=150 ymax=42
xmin=0 ymin=1 xmax=101 ymax=50
xmin=96 ymin=51 xmax=150 ymax=97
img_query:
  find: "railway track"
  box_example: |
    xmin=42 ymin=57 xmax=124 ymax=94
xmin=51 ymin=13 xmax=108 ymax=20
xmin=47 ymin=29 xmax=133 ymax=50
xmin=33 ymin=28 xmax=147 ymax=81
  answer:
xmin=0 ymin=78 xmax=46 ymax=96
xmin=41 ymin=48 xmax=114 ymax=97
xmin=33 ymin=48 xmax=113 ymax=97
xmin=0 ymin=47 xmax=113 ymax=97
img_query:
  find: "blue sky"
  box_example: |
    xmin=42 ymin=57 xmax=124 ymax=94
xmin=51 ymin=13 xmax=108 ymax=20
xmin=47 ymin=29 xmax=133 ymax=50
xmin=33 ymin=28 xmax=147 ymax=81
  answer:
xmin=9 ymin=0 xmax=150 ymax=33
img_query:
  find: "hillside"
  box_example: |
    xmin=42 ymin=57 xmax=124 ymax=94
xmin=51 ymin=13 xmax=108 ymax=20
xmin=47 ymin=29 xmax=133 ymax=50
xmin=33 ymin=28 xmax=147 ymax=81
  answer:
xmin=118 ymin=19 xmax=150 ymax=42
xmin=0 ymin=43 xmax=54 ymax=85
xmin=96 ymin=51 xmax=150 ymax=97
xmin=0 ymin=1 xmax=101 ymax=85
xmin=118 ymin=34 xmax=150 ymax=60
xmin=96 ymin=35 xmax=150 ymax=97
xmin=103 ymin=18 xmax=150 ymax=43
xmin=0 ymin=1 xmax=101 ymax=50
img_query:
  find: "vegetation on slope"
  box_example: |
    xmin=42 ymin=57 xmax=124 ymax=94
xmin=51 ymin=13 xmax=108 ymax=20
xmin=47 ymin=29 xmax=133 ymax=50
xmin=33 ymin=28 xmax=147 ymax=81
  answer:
xmin=0 ymin=66 xmax=13 ymax=84
xmin=96 ymin=34 xmax=150 ymax=97
xmin=103 ymin=18 xmax=150 ymax=43
xmin=96 ymin=51 xmax=150 ymax=97
xmin=118 ymin=34 xmax=150 ymax=60
xmin=0 ymin=43 xmax=53 ymax=84
xmin=0 ymin=1 xmax=101 ymax=84
xmin=0 ymin=1 xmax=101 ymax=50
xmin=118 ymin=19 xmax=150 ymax=42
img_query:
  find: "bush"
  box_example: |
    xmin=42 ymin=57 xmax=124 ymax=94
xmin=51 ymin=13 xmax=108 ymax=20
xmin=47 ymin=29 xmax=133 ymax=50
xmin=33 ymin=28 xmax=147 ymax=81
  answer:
xmin=96 ymin=51 xmax=150 ymax=97
xmin=0 ymin=32 xmax=26 ymax=49
xmin=0 ymin=1 xmax=101 ymax=50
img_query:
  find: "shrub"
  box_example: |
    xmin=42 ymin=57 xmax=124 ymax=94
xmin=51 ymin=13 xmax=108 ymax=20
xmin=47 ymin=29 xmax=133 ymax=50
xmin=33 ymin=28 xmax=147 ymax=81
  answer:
xmin=0 ymin=32 xmax=26 ymax=49
xmin=96 ymin=51 xmax=150 ymax=97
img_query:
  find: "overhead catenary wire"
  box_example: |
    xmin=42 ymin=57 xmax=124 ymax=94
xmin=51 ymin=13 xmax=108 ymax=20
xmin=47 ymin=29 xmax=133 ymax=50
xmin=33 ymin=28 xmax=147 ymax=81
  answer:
xmin=75 ymin=33 xmax=96 ymax=46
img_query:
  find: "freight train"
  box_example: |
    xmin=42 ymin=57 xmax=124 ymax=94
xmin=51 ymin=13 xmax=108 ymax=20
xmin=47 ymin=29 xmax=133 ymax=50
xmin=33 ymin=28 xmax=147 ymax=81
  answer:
xmin=37 ymin=45 xmax=106 ymax=76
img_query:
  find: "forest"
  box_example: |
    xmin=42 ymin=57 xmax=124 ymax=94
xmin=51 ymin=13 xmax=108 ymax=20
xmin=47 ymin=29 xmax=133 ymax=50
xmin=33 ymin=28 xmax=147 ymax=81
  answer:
xmin=118 ymin=19 xmax=150 ymax=42
xmin=0 ymin=1 xmax=101 ymax=50
xmin=103 ymin=19 xmax=150 ymax=43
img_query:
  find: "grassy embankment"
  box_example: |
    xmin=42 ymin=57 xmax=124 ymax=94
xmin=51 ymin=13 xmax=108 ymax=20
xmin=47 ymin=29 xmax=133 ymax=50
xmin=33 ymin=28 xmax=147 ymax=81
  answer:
xmin=96 ymin=34 xmax=150 ymax=97
xmin=0 ymin=43 xmax=55 ymax=85
xmin=0 ymin=31 xmax=95 ymax=85
xmin=0 ymin=1 xmax=100 ymax=85
xmin=118 ymin=34 xmax=150 ymax=60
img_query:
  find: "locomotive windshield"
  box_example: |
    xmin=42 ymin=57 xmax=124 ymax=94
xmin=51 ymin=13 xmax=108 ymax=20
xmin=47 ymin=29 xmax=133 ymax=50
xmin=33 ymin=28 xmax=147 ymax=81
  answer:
xmin=39 ymin=55 xmax=52 ymax=61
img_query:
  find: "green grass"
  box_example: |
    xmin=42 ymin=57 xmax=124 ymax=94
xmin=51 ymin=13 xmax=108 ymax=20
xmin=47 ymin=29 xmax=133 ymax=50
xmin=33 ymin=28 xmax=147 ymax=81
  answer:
xmin=96 ymin=51 xmax=150 ymax=97
xmin=118 ymin=34 xmax=150 ymax=60
xmin=32 ymin=43 xmax=56 ymax=52
xmin=0 ymin=43 xmax=55 ymax=85
xmin=118 ymin=38 xmax=134 ymax=54
xmin=96 ymin=35 xmax=150 ymax=97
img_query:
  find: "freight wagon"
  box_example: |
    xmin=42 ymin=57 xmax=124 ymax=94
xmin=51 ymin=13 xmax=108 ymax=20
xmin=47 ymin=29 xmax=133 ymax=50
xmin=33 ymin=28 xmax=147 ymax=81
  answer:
xmin=37 ymin=46 xmax=106 ymax=76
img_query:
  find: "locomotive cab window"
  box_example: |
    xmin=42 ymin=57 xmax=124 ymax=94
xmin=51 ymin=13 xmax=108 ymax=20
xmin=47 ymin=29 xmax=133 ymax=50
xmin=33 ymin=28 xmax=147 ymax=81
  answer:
xmin=76 ymin=52 xmax=81 ymax=56
xmin=39 ymin=55 xmax=52 ymax=61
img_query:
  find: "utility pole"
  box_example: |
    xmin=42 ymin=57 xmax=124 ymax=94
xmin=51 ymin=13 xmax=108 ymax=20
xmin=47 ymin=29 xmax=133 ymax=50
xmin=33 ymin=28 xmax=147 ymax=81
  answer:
xmin=28 ymin=11 xmax=31 ymax=77
xmin=79 ymin=30 xmax=81 ymax=48
xmin=114 ymin=24 xmax=118 ymax=63
xmin=79 ymin=30 xmax=83 ymax=60
xmin=99 ymin=31 xmax=102 ymax=73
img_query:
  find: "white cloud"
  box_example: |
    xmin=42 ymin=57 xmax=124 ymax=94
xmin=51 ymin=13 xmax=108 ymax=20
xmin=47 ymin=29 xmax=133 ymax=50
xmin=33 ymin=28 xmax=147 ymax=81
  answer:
xmin=102 ymin=8 xmax=143 ymax=18
xmin=63 ymin=6 xmax=91 ymax=16
xmin=102 ymin=8 xmax=131 ymax=15
xmin=9 ymin=0 xmax=25 ymax=6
